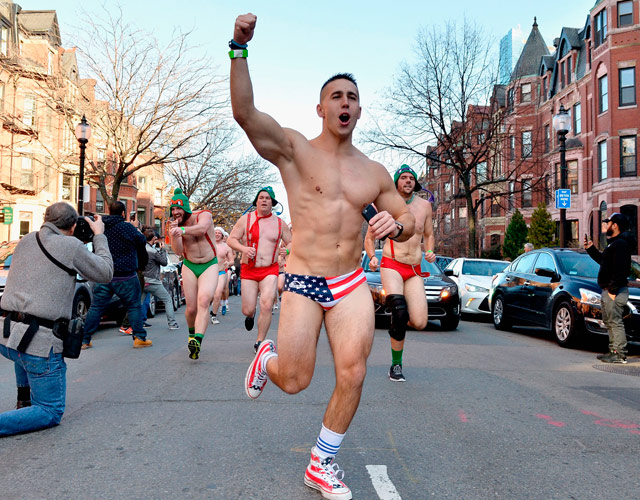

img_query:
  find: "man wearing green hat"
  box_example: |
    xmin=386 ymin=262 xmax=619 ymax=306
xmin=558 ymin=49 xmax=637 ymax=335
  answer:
xmin=365 ymin=165 xmax=436 ymax=382
xmin=168 ymin=188 xmax=219 ymax=360
xmin=227 ymin=187 xmax=292 ymax=353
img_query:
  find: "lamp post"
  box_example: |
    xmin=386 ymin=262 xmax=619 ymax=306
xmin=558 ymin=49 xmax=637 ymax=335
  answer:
xmin=74 ymin=115 xmax=92 ymax=215
xmin=552 ymin=104 xmax=571 ymax=248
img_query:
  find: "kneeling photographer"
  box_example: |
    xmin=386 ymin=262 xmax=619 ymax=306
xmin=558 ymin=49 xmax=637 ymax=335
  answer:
xmin=0 ymin=202 xmax=113 ymax=437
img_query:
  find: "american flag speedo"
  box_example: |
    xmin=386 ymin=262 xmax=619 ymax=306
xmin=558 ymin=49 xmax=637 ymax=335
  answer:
xmin=283 ymin=268 xmax=366 ymax=310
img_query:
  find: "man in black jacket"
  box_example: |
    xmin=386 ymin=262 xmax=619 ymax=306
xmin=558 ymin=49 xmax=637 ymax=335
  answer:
xmin=82 ymin=201 xmax=152 ymax=349
xmin=585 ymin=212 xmax=632 ymax=363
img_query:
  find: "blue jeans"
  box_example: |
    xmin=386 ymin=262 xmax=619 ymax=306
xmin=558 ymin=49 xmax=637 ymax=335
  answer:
xmin=140 ymin=292 xmax=152 ymax=322
xmin=0 ymin=345 xmax=66 ymax=436
xmin=83 ymin=276 xmax=147 ymax=343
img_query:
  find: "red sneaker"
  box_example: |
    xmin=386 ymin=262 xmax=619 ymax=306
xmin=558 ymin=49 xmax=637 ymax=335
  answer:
xmin=119 ymin=326 xmax=133 ymax=335
xmin=303 ymin=447 xmax=352 ymax=499
xmin=244 ymin=339 xmax=275 ymax=399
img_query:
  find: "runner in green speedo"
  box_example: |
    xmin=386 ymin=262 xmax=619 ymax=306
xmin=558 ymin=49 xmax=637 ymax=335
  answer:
xmin=168 ymin=188 xmax=218 ymax=360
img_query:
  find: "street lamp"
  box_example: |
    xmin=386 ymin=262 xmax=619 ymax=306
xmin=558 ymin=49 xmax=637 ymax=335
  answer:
xmin=74 ymin=115 xmax=92 ymax=215
xmin=552 ymin=104 xmax=571 ymax=247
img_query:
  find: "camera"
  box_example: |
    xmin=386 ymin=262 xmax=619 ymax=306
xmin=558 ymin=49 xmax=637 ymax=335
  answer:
xmin=73 ymin=215 xmax=95 ymax=243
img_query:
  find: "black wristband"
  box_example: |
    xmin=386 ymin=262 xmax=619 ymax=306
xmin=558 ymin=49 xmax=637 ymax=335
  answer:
xmin=390 ymin=222 xmax=404 ymax=241
xmin=229 ymin=39 xmax=248 ymax=50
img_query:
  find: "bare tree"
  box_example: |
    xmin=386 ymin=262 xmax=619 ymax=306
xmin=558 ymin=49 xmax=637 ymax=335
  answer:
xmin=165 ymin=132 xmax=277 ymax=228
xmin=363 ymin=20 xmax=547 ymax=257
xmin=70 ymin=6 xmax=230 ymax=204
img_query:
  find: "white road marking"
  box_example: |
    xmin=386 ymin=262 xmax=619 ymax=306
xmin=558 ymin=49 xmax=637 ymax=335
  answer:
xmin=366 ymin=465 xmax=402 ymax=500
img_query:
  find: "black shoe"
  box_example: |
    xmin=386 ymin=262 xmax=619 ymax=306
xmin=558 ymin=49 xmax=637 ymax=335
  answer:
xmin=188 ymin=337 xmax=201 ymax=360
xmin=389 ymin=364 xmax=406 ymax=382
xmin=254 ymin=341 xmax=262 ymax=353
xmin=596 ymin=351 xmax=611 ymax=360
xmin=600 ymin=351 xmax=627 ymax=364
xmin=143 ymin=322 xmax=152 ymax=328
xmin=245 ymin=316 xmax=255 ymax=331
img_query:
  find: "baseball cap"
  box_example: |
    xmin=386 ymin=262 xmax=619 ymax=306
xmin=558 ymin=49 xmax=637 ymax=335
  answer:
xmin=603 ymin=212 xmax=628 ymax=230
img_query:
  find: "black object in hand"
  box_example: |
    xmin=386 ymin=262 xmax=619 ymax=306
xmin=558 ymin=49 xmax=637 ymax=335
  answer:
xmin=361 ymin=204 xmax=377 ymax=223
xmin=73 ymin=216 xmax=94 ymax=243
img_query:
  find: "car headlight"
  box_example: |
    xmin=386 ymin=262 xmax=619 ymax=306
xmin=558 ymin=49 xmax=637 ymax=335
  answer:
xmin=465 ymin=284 xmax=489 ymax=294
xmin=441 ymin=285 xmax=457 ymax=298
xmin=579 ymin=288 xmax=601 ymax=306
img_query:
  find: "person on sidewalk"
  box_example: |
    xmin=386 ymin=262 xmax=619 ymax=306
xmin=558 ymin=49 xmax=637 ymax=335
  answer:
xmin=142 ymin=229 xmax=180 ymax=330
xmin=0 ymin=202 xmax=112 ymax=436
xmin=585 ymin=212 xmax=633 ymax=364
xmin=231 ymin=13 xmax=415 ymax=500
xmin=82 ymin=201 xmax=152 ymax=349
xmin=364 ymin=164 xmax=436 ymax=382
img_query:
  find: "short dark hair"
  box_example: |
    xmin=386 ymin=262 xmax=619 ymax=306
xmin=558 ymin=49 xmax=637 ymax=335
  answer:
xmin=320 ymin=73 xmax=358 ymax=95
xmin=109 ymin=201 xmax=126 ymax=216
xmin=44 ymin=202 xmax=78 ymax=230
xmin=143 ymin=229 xmax=156 ymax=242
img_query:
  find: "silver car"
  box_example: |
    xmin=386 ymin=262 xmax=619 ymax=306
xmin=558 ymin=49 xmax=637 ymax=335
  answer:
xmin=445 ymin=258 xmax=509 ymax=316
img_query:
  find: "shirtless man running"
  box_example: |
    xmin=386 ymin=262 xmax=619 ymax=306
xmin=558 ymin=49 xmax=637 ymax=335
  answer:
xmin=168 ymin=188 xmax=218 ymax=360
xmin=210 ymin=227 xmax=234 ymax=325
xmin=365 ymin=165 xmax=436 ymax=382
xmin=231 ymin=13 xmax=415 ymax=500
xmin=227 ymin=187 xmax=292 ymax=352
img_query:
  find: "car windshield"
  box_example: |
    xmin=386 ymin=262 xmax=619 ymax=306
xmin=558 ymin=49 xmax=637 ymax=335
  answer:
xmin=557 ymin=252 xmax=600 ymax=278
xmin=630 ymin=261 xmax=640 ymax=281
xmin=461 ymin=260 xmax=508 ymax=276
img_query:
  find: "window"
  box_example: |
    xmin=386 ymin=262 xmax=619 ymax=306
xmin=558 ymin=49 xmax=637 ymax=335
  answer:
xmin=542 ymin=77 xmax=548 ymax=100
xmin=598 ymin=140 xmax=608 ymax=181
xmin=521 ymin=83 xmax=531 ymax=103
xmin=509 ymin=135 xmax=515 ymax=160
xmin=618 ymin=1 xmax=633 ymax=27
xmin=21 ymin=157 xmax=34 ymax=189
xmin=508 ymin=181 xmax=515 ymax=210
xmin=477 ymin=133 xmax=485 ymax=144
xmin=444 ymin=182 xmax=451 ymax=196
xmin=62 ymin=173 xmax=73 ymax=201
xmin=0 ymin=26 xmax=8 ymax=56
xmin=573 ymin=103 xmax=581 ymax=135
xmin=137 ymin=208 xmax=147 ymax=226
xmin=522 ymin=179 xmax=532 ymax=207
xmin=476 ymin=162 xmax=487 ymax=183
xmin=491 ymin=199 xmax=501 ymax=217
xmin=544 ymin=124 xmax=550 ymax=153
xmin=96 ymin=190 xmax=104 ymax=213
xmin=138 ymin=176 xmax=147 ymax=192
xmin=155 ymin=188 xmax=162 ymax=205
xmin=514 ymin=252 xmax=538 ymax=274
xmin=619 ymin=67 xmax=636 ymax=106
xmin=507 ymin=88 xmax=514 ymax=112
xmin=598 ymin=75 xmax=608 ymax=113
xmin=23 ymin=96 xmax=36 ymax=127
xmin=567 ymin=56 xmax=572 ymax=84
xmin=521 ymin=131 xmax=532 ymax=158
xmin=535 ymin=253 xmax=557 ymax=273
xmin=594 ymin=8 xmax=607 ymax=47
xmin=621 ymin=136 xmax=637 ymax=176
xmin=560 ymin=61 xmax=566 ymax=88
xmin=568 ymin=160 xmax=578 ymax=194
xmin=544 ymin=175 xmax=551 ymax=204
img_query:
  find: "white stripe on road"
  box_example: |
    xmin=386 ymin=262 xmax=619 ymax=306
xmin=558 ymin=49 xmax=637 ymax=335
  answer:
xmin=366 ymin=465 xmax=402 ymax=500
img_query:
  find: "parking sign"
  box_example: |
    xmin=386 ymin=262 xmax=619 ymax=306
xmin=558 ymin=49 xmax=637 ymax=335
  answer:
xmin=555 ymin=189 xmax=571 ymax=209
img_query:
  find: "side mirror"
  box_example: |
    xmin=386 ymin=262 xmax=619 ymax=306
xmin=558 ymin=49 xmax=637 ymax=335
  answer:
xmin=535 ymin=267 xmax=558 ymax=280
xmin=444 ymin=269 xmax=456 ymax=277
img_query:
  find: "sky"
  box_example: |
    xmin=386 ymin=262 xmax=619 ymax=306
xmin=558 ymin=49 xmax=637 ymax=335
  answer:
xmin=28 ymin=0 xmax=594 ymax=221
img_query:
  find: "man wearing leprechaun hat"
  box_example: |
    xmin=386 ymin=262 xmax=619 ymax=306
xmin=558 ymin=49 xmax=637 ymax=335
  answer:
xmin=364 ymin=165 xmax=436 ymax=382
xmin=167 ymin=188 xmax=218 ymax=360
xmin=227 ymin=186 xmax=292 ymax=353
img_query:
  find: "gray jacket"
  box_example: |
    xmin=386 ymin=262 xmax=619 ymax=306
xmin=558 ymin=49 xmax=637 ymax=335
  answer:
xmin=0 ymin=222 xmax=113 ymax=357
xmin=143 ymin=243 xmax=167 ymax=284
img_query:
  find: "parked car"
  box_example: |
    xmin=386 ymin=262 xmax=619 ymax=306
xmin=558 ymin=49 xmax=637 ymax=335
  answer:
xmin=435 ymin=256 xmax=454 ymax=272
xmin=489 ymin=247 xmax=640 ymax=347
xmin=362 ymin=250 xmax=460 ymax=330
xmin=0 ymin=240 xmax=92 ymax=321
xmin=444 ymin=258 xmax=509 ymax=316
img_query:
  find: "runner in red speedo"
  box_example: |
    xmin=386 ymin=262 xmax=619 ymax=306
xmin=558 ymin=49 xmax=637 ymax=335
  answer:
xmin=227 ymin=187 xmax=292 ymax=352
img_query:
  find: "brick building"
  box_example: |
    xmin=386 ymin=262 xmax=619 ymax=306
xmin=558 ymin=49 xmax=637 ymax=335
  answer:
xmin=426 ymin=1 xmax=640 ymax=257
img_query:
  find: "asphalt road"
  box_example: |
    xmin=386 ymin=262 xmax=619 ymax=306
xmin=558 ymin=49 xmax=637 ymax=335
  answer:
xmin=0 ymin=299 xmax=639 ymax=500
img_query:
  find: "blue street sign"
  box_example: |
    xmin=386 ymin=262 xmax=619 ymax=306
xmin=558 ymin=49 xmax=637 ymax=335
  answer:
xmin=555 ymin=189 xmax=571 ymax=209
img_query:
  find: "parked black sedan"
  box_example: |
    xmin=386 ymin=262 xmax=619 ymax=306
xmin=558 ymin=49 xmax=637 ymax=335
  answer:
xmin=489 ymin=247 xmax=640 ymax=347
xmin=362 ymin=250 xmax=460 ymax=330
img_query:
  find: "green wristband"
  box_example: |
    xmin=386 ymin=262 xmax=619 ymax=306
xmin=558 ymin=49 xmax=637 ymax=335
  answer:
xmin=286 ymin=248 xmax=290 ymax=255
xmin=228 ymin=49 xmax=248 ymax=59
xmin=180 ymin=227 xmax=185 ymax=234
xmin=426 ymin=250 xmax=434 ymax=254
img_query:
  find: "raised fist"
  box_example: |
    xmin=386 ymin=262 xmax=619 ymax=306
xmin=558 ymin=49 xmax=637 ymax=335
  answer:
xmin=234 ymin=13 xmax=257 ymax=45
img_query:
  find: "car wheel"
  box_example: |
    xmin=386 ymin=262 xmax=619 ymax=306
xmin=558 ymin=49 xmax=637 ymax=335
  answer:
xmin=440 ymin=315 xmax=459 ymax=330
xmin=147 ymin=295 xmax=157 ymax=318
xmin=553 ymin=301 xmax=579 ymax=347
xmin=72 ymin=292 xmax=90 ymax=321
xmin=492 ymin=295 xmax=511 ymax=330
xmin=172 ymin=283 xmax=180 ymax=311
